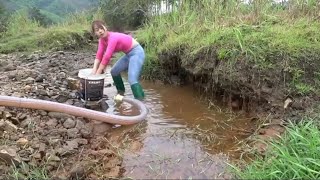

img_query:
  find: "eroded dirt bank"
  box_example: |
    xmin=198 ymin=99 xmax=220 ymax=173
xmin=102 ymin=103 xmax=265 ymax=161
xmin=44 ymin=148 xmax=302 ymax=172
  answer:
xmin=155 ymin=46 xmax=320 ymax=152
xmin=0 ymin=51 xmax=123 ymax=180
xmin=158 ymin=47 xmax=319 ymax=115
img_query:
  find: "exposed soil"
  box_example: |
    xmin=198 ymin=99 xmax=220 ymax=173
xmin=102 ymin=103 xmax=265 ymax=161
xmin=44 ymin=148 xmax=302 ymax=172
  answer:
xmin=155 ymin=46 xmax=320 ymax=153
xmin=0 ymin=51 xmax=123 ymax=180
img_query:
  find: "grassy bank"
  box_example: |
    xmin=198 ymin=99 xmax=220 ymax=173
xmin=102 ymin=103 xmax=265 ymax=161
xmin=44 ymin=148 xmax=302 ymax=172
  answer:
xmin=0 ymin=9 xmax=102 ymax=53
xmin=230 ymin=118 xmax=320 ymax=179
xmin=137 ymin=1 xmax=320 ymax=101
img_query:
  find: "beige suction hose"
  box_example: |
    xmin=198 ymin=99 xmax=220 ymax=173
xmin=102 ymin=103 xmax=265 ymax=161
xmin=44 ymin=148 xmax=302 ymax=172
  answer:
xmin=0 ymin=95 xmax=148 ymax=125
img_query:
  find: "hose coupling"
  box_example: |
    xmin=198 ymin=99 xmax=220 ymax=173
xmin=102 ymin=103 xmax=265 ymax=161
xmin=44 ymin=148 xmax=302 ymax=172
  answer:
xmin=114 ymin=94 xmax=124 ymax=104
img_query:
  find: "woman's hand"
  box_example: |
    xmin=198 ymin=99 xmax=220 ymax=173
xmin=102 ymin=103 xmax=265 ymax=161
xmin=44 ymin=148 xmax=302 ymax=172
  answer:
xmin=91 ymin=58 xmax=101 ymax=75
xmin=90 ymin=68 xmax=97 ymax=75
xmin=96 ymin=64 xmax=106 ymax=74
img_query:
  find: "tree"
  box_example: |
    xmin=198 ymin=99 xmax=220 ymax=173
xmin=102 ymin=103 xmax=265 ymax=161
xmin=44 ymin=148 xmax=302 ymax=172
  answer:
xmin=99 ymin=0 xmax=155 ymax=31
xmin=28 ymin=7 xmax=53 ymax=26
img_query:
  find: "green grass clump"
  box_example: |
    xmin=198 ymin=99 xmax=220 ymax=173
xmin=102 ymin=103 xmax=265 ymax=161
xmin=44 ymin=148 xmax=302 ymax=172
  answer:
xmin=0 ymin=27 xmax=89 ymax=53
xmin=4 ymin=9 xmax=41 ymax=37
xmin=230 ymin=120 xmax=320 ymax=179
xmin=8 ymin=162 xmax=49 ymax=180
xmin=38 ymin=28 xmax=88 ymax=51
xmin=0 ymin=34 xmax=40 ymax=53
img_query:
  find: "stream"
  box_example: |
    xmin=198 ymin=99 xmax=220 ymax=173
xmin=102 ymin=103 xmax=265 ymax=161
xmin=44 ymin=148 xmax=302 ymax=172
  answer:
xmin=102 ymin=72 xmax=255 ymax=179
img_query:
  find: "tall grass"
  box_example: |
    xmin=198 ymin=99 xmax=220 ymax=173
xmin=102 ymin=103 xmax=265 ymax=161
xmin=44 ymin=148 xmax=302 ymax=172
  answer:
xmin=5 ymin=9 xmax=42 ymax=37
xmin=141 ymin=0 xmax=320 ymax=50
xmin=230 ymin=119 xmax=320 ymax=179
xmin=137 ymin=0 xmax=320 ymax=94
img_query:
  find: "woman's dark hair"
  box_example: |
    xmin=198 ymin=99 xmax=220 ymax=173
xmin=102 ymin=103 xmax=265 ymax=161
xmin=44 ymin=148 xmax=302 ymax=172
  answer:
xmin=91 ymin=20 xmax=106 ymax=35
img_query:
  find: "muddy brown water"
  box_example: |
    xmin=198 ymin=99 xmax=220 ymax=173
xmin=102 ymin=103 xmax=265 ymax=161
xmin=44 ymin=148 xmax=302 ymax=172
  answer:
xmin=100 ymin=72 xmax=255 ymax=179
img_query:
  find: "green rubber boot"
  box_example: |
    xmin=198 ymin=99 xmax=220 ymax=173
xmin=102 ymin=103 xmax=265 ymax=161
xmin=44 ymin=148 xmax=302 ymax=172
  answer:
xmin=131 ymin=83 xmax=145 ymax=100
xmin=112 ymin=75 xmax=125 ymax=95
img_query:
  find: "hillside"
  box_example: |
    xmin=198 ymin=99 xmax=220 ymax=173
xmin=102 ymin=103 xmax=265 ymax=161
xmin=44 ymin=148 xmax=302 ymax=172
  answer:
xmin=2 ymin=0 xmax=99 ymax=23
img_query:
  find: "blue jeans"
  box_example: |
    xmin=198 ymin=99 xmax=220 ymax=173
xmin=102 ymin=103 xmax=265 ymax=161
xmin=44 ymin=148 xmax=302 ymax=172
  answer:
xmin=110 ymin=44 xmax=145 ymax=85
